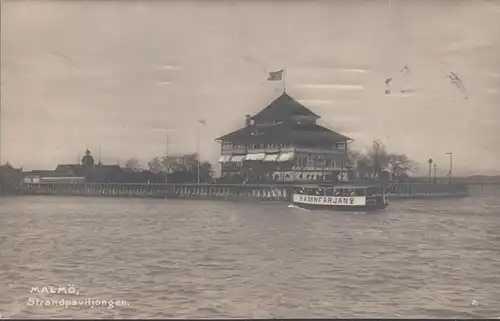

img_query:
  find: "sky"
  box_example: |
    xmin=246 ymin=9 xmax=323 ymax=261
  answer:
xmin=1 ymin=0 xmax=500 ymax=175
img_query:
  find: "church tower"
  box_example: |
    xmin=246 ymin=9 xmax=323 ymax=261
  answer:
xmin=81 ymin=149 xmax=95 ymax=169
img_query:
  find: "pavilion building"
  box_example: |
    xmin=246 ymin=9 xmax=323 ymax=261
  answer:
xmin=215 ymin=92 xmax=353 ymax=182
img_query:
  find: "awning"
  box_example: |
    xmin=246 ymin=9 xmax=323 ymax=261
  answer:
xmin=277 ymin=152 xmax=295 ymax=162
xmin=218 ymin=155 xmax=231 ymax=163
xmin=245 ymin=153 xmax=265 ymax=161
xmin=263 ymin=154 xmax=280 ymax=162
xmin=229 ymin=155 xmax=246 ymax=162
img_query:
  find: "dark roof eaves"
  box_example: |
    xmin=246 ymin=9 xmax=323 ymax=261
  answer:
xmin=250 ymin=93 xmax=319 ymax=121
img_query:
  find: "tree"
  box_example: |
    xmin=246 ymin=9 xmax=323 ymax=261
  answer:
xmin=148 ymin=157 xmax=165 ymax=174
xmin=348 ymin=140 xmax=417 ymax=180
xmin=387 ymin=153 xmax=417 ymax=177
xmin=367 ymin=139 xmax=389 ymax=179
xmin=199 ymin=161 xmax=214 ymax=182
xmin=347 ymin=149 xmax=361 ymax=168
xmin=182 ymin=153 xmax=199 ymax=169
xmin=147 ymin=153 xmax=215 ymax=183
xmin=124 ymin=158 xmax=141 ymax=171
xmin=348 ymin=149 xmax=373 ymax=180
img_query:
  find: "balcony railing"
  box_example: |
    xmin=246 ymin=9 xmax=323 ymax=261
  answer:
xmin=221 ymin=146 xmax=347 ymax=155
xmin=221 ymin=148 xmax=246 ymax=154
xmin=293 ymin=166 xmax=346 ymax=171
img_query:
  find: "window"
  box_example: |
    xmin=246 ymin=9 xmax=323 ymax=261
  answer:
xmin=334 ymin=156 xmax=342 ymax=168
xmin=315 ymin=155 xmax=326 ymax=168
xmin=306 ymin=155 xmax=314 ymax=167
xmin=327 ymin=157 xmax=334 ymax=168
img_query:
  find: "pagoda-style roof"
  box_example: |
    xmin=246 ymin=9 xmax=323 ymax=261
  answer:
xmin=251 ymin=92 xmax=320 ymax=123
xmin=216 ymin=122 xmax=352 ymax=144
xmin=217 ymin=92 xmax=352 ymax=144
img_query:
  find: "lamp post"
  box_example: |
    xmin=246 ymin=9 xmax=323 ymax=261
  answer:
xmin=154 ymin=128 xmax=174 ymax=173
xmin=196 ymin=120 xmax=206 ymax=184
xmin=154 ymin=128 xmax=174 ymax=158
xmin=196 ymin=127 xmax=200 ymax=184
xmin=446 ymin=152 xmax=453 ymax=184
xmin=433 ymin=163 xmax=437 ymax=184
xmin=428 ymin=158 xmax=433 ymax=181
xmin=0 ymin=91 xmax=2 ymax=165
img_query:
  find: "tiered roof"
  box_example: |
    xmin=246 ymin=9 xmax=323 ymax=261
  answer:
xmin=216 ymin=92 xmax=352 ymax=144
xmin=251 ymin=93 xmax=319 ymax=123
xmin=217 ymin=122 xmax=351 ymax=144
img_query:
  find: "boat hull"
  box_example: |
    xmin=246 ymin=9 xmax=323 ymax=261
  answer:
xmin=292 ymin=202 xmax=389 ymax=211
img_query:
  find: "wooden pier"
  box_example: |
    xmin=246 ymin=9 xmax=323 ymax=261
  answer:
xmin=17 ymin=181 xmax=469 ymax=201
xmin=20 ymin=182 xmax=293 ymax=201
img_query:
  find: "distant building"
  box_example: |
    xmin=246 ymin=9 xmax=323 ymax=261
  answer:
xmin=23 ymin=169 xmax=85 ymax=185
xmin=215 ymin=93 xmax=353 ymax=183
xmin=54 ymin=165 xmax=85 ymax=177
xmin=54 ymin=149 xmax=164 ymax=183
xmin=0 ymin=163 xmax=23 ymax=195
xmin=81 ymin=148 xmax=95 ymax=169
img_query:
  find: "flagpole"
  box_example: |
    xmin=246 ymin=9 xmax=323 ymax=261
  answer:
xmin=196 ymin=120 xmax=206 ymax=184
xmin=283 ymin=68 xmax=286 ymax=93
xmin=0 ymin=73 xmax=2 ymax=165
xmin=197 ymin=126 xmax=200 ymax=184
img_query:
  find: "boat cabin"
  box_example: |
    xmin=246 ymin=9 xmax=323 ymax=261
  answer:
xmin=292 ymin=184 xmax=389 ymax=210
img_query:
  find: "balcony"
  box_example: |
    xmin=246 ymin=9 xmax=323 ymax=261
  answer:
xmin=221 ymin=145 xmax=345 ymax=156
xmin=221 ymin=148 xmax=245 ymax=155
xmin=292 ymin=147 xmax=346 ymax=154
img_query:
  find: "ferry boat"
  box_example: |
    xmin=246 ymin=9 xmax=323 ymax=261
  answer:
xmin=292 ymin=184 xmax=389 ymax=211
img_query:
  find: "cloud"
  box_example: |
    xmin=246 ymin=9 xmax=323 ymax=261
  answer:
xmin=300 ymin=84 xmax=365 ymax=90
xmin=157 ymin=81 xmax=173 ymax=86
xmin=298 ymin=99 xmax=332 ymax=105
xmin=331 ymin=68 xmax=369 ymax=74
xmin=299 ymin=99 xmax=359 ymax=105
xmin=295 ymin=67 xmax=370 ymax=74
xmin=157 ymin=65 xmax=181 ymax=70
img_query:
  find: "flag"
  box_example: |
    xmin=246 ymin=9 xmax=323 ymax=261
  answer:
xmin=267 ymin=70 xmax=284 ymax=81
xmin=198 ymin=119 xmax=206 ymax=125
